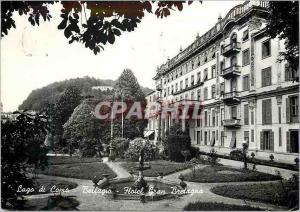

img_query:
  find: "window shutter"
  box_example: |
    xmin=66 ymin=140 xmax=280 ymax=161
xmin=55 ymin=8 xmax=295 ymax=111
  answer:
xmin=262 ymin=100 xmax=266 ymax=124
xmin=270 ymin=131 xmax=274 ymax=151
xmin=267 ymin=99 xmax=272 ymax=124
xmin=286 ymin=97 xmax=290 ymax=123
xmin=285 ymin=64 xmax=289 ymax=81
xmin=260 ymin=131 xmax=263 ymax=150
xmin=261 ymin=69 xmax=265 ymax=87
xmin=286 ymin=131 xmax=290 ymax=152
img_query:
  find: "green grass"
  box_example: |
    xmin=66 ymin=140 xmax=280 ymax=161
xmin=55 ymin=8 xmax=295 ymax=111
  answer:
xmin=47 ymin=156 xmax=101 ymax=165
xmin=120 ymin=160 xmax=192 ymax=177
xmin=19 ymin=196 xmax=80 ymax=211
xmin=211 ymin=181 xmax=294 ymax=206
xmin=183 ymin=202 xmax=263 ymax=211
xmin=183 ymin=165 xmax=280 ymax=183
xmin=37 ymin=162 xmax=117 ymax=180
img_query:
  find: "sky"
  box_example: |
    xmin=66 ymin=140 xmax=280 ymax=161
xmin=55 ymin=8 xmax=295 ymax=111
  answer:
xmin=1 ymin=1 xmax=243 ymax=112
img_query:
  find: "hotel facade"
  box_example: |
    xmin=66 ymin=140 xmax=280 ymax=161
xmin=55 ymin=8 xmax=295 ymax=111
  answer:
xmin=145 ymin=1 xmax=299 ymax=163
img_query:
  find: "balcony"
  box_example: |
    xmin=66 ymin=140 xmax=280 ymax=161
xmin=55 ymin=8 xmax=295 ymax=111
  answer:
xmin=221 ymin=42 xmax=241 ymax=57
xmin=221 ymin=65 xmax=241 ymax=79
xmin=156 ymin=84 xmax=162 ymax=91
xmin=222 ymin=118 xmax=241 ymax=128
xmin=222 ymin=91 xmax=240 ymax=105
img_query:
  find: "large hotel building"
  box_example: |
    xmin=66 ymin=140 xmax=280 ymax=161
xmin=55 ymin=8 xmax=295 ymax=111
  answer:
xmin=145 ymin=1 xmax=299 ymax=163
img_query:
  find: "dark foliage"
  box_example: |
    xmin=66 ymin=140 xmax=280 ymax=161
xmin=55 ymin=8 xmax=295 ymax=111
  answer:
xmin=266 ymin=1 xmax=299 ymax=73
xmin=1 ymin=111 xmax=48 ymax=208
xmin=111 ymin=137 xmax=130 ymax=159
xmin=166 ymin=123 xmax=191 ymax=162
xmin=2 ymin=1 xmax=196 ymax=54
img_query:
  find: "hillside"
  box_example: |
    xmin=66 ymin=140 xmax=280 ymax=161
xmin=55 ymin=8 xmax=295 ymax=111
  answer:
xmin=18 ymin=76 xmax=153 ymax=111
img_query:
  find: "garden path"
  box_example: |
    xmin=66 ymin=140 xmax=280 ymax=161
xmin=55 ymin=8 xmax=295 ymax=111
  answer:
xmin=24 ymin=161 xmax=289 ymax=211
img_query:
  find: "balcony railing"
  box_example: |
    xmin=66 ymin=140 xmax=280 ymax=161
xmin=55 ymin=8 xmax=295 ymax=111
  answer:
xmin=222 ymin=118 xmax=241 ymax=128
xmin=221 ymin=65 xmax=241 ymax=79
xmin=222 ymin=91 xmax=240 ymax=104
xmin=221 ymin=42 xmax=241 ymax=57
xmin=156 ymin=84 xmax=162 ymax=91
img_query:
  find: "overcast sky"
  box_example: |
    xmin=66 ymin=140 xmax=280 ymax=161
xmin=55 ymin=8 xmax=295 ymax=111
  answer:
xmin=1 ymin=1 xmax=243 ymax=112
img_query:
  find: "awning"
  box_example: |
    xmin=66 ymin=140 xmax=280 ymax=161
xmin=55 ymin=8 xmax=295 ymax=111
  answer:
xmin=229 ymin=134 xmax=236 ymax=148
xmin=210 ymin=133 xmax=215 ymax=147
xmin=144 ymin=130 xmax=155 ymax=138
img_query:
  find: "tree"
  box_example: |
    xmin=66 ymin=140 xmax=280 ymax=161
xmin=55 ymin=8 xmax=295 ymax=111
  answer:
xmin=1 ymin=111 xmax=48 ymax=208
xmin=47 ymin=85 xmax=82 ymax=148
xmin=1 ymin=1 xmax=196 ymax=55
xmin=113 ymin=68 xmax=148 ymax=139
xmin=166 ymin=123 xmax=191 ymax=162
xmin=266 ymin=1 xmax=299 ymax=72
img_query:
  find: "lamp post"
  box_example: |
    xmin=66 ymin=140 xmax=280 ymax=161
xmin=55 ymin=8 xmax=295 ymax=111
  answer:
xmin=109 ymin=93 xmax=115 ymax=162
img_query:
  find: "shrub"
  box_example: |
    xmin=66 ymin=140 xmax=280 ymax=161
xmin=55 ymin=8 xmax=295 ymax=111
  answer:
xmin=189 ymin=146 xmax=200 ymax=159
xmin=78 ymin=138 xmax=102 ymax=158
xmin=112 ymin=137 xmax=130 ymax=159
xmin=166 ymin=124 xmax=191 ymax=162
xmin=229 ymin=149 xmax=244 ymax=161
xmin=294 ymin=157 xmax=299 ymax=165
xmin=269 ymin=154 xmax=274 ymax=161
xmin=207 ymin=148 xmax=220 ymax=166
xmin=124 ymin=138 xmax=158 ymax=161
xmin=251 ymin=152 xmax=255 ymax=159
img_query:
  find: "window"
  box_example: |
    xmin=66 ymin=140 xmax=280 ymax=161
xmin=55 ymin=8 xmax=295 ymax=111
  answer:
xmin=197 ymin=72 xmax=201 ymax=83
xmin=197 ymin=89 xmax=201 ymax=100
xmin=262 ymin=39 xmax=271 ymax=58
xmin=244 ymin=131 xmax=249 ymax=144
xmin=261 ymin=67 xmax=272 ymax=87
xmin=242 ymin=29 xmax=249 ymax=42
xmin=204 ymin=87 xmax=208 ymax=100
xmin=260 ymin=130 xmax=274 ymax=151
xmin=204 ymin=131 xmax=208 ymax=145
xmin=285 ymin=63 xmax=299 ymax=82
xmin=203 ymin=69 xmax=208 ymax=81
xmin=251 ymin=129 xmax=254 ymax=142
xmin=287 ymin=95 xmax=299 ymax=123
xmin=229 ymin=131 xmax=236 ymax=148
xmin=211 ymin=85 xmax=216 ymax=99
xmin=220 ymin=131 xmax=225 ymax=146
xmin=244 ymin=104 xmax=249 ymax=125
xmin=216 ymin=130 xmax=218 ymax=140
xmin=171 ymin=85 xmax=174 ymax=94
xmin=262 ymin=99 xmax=272 ymax=124
xmin=231 ymin=106 xmax=237 ymax=119
xmin=175 ymin=83 xmax=178 ymax=92
xmin=211 ymin=131 xmax=216 ymax=146
xmin=191 ymin=75 xmax=195 ymax=85
xmin=243 ymin=75 xmax=250 ymax=91
xmin=220 ymin=82 xmax=225 ymax=95
xmin=251 ymin=111 xmax=254 ymax=125
xmin=279 ymin=127 xmax=282 ymax=146
xmin=185 ymin=78 xmax=188 ymax=88
xmin=197 ymin=131 xmax=200 ymax=144
xmin=204 ymin=111 xmax=208 ymax=126
xmin=211 ymin=65 xmax=216 ymax=78
xmin=242 ymin=49 xmax=250 ymax=66
xmin=180 ymin=81 xmax=183 ymax=90
xmin=212 ymin=110 xmax=215 ymax=126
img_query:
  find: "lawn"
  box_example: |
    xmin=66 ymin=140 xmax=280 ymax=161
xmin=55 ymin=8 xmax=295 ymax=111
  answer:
xmin=211 ymin=181 xmax=294 ymax=206
xmin=120 ymin=160 xmax=192 ymax=177
xmin=183 ymin=202 xmax=263 ymax=211
xmin=37 ymin=162 xmax=117 ymax=180
xmin=16 ymin=196 xmax=80 ymax=211
xmin=47 ymin=156 xmax=101 ymax=165
xmin=183 ymin=165 xmax=280 ymax=183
